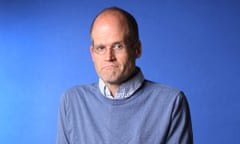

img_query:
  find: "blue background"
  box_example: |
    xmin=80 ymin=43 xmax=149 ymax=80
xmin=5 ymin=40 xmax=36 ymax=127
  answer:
xmin=0 ymin=1 xmax=240 ymax=144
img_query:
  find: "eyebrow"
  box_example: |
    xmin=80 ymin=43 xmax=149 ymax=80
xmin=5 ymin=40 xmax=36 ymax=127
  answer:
xmin=93 ymin=41 xmax=124 ymax=47
xmin=112 ymin=41 xmax=123 ymax=45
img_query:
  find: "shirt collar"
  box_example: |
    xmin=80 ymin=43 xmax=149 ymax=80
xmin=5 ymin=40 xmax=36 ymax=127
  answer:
xmin=99 ymin=68 xmax=144 ymax=99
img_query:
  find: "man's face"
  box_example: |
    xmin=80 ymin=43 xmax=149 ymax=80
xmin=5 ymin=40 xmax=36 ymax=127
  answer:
xmin=90 ymin=12 xmax=141 ymax=86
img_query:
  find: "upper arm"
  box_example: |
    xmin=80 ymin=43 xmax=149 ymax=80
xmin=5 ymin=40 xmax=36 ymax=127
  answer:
xmin=166 ymin=92 xmax=193 ymax=144
xmin=56 ymin=94 xmax=70 ymax=144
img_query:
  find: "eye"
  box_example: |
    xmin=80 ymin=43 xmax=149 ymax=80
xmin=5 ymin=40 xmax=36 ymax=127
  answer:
xmin=94 ymin=45 xmax=106 ymax=54
xmin=95 ymin=46 xmax=105 ymax=51
xmin=112 ymin=43 xmax=122 ymax=50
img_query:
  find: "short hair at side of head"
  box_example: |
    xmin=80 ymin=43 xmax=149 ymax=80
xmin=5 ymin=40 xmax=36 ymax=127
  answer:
xmin=90 ymin=6 xmax=139 ymax=48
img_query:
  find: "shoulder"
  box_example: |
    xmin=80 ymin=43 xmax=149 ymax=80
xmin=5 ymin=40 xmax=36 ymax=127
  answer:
xmin=142 ymin=80 xmax=186 ymax=103
xmin=144 ymin=80 xmax=181 ymax=95
xmin=60 ymin=83 xmax=98 ymax=103
xmin=65 ymin=83 xmax=97 ymax=94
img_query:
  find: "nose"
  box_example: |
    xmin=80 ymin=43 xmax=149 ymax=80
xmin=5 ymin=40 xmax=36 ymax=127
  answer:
xmin=104 ymin=48 xmax=116 ymax=61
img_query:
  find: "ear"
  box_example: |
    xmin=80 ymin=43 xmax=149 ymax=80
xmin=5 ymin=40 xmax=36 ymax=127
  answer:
xmin=90 ymin=45 xmax=95 ymax=62
xmin=135 ymin=40 xmax=142 ymax=58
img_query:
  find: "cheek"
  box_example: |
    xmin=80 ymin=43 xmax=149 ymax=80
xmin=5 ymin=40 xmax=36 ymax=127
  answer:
xmin=91 ymin=55 xmax=101 ymax=70
xmin=91 ymin=53 xmax=101 ymax=65
xmin=93 ymin=59 xmax=102 ymax=69
xmin=119 ymin=54 xmax=135 ymax=67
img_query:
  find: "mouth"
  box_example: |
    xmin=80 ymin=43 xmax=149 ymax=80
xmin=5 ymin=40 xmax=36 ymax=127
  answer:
xmin=102 ymin=64 xmax=118 ymax=70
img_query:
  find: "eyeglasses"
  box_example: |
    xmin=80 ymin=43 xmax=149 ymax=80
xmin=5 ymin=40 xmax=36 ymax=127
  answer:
xmin=93 ymin=42 xmax=126 ymax=55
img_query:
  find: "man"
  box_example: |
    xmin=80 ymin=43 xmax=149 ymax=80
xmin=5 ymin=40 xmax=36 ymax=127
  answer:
xmin=57 ymin=7 xmax=193 ymax=144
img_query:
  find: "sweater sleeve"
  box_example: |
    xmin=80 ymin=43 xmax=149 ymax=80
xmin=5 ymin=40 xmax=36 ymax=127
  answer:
xmin=56 ymin=93 xmax=70 ymax=144
xmin=166 ymin=92 xmax=193 ymax=144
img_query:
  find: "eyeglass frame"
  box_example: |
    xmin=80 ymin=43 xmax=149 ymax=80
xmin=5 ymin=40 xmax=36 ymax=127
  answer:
xmin=92 ymin=41 xmax=128 ymax=55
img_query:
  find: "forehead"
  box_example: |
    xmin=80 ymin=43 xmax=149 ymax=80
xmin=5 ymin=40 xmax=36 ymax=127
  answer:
xmin=93 ymin=10 xmax=128 ymax=28
xmin=91 ymin=11 xmax=129 ymax=44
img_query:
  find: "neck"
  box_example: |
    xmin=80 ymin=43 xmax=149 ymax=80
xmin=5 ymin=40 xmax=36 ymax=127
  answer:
xmin=106 ymin=67 xmax=139 ymax=97
xmin=106 ymin=83 xmax=119 ymax=97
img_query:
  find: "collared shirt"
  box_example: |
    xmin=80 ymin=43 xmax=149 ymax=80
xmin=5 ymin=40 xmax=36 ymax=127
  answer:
xmin=99 ymin=68 xmax=144 ymax=99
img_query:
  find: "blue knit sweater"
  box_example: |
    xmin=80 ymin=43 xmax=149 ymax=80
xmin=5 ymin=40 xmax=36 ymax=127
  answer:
xmin=57 ymin=80 xmax=193 ymax=144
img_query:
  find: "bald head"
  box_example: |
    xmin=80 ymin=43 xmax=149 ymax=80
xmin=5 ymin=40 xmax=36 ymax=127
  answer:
xmin=90 ymin=7 xmax=139 ymax=48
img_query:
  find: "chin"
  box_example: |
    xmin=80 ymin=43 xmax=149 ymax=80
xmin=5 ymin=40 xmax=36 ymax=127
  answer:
xmin=102 ymin=77 xmax=121 ymax=85
xmin=104 ymin=79 xmax=118 ymax=84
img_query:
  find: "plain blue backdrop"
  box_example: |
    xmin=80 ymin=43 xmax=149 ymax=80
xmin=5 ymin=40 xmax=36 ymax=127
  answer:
xmin=0 ymin=0 xmax=240 ymax=144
